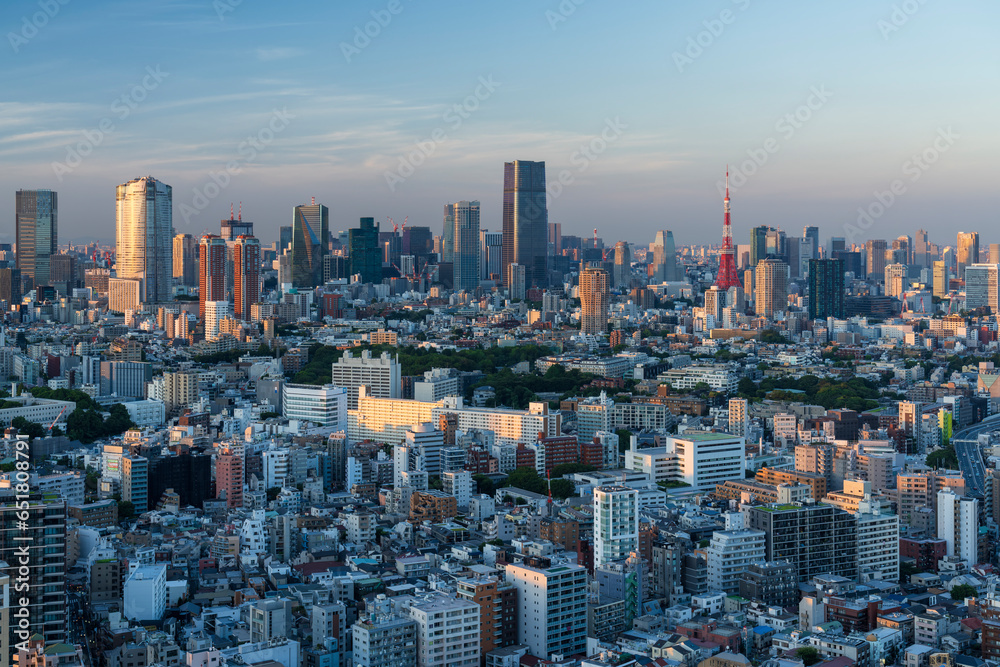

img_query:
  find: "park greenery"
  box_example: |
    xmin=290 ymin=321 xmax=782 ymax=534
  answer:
xmin=926 ymin=445 xmax=958 ymax=469
xmin=737 ymin=374 xmax=881 ymax=412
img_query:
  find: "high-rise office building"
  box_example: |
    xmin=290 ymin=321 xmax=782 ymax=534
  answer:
xmin=866 ymin=239 xmax=887 ymax=280
xmin=966 ymin=263 xmax=1000 ymax=312
xmin=755 ymin=257 xmax=788 ymax=318
xmin=957 ymin=231 xmax=980 ymax=281
xmin=507 ymin=263 xmax=526 ymax=300
xmin=199 ymin=234 xmax=227 ymax=318
xmin=803 ymin=226 xmax=820 ymax=258
xmin=651 ymin=230 xmax=678 ymax=282
xmin=594 ymin=485 xmax=639 ymax=567
xmin=331 ymin=349 xmax=400 ymax=410
xmin=884 ymin=263 xmax=908 ymax=298
xmin=291 ymin=201 xmax=329 ymax=287
xmin=279 ymin=225 xmax=293 ymax=253
xmin=204 ymin=300 xmax=231 ymax=341
xmin=233 ymin=235 xmax=260 ymax=320
xmin=447 ymin=200 xmax=480 ymax=292
xmin=750 ymin=225 xmax=772 ymax=268
xmin=480 ymin=230 xmax=503 ymax=280
xmin=0 ymin=267 xmax=22 ymax=306
xmin=579 ymin=267 xmax=609 ymax=335
xmin=15 ymin=189 xmax=58 ymax=290
xmin=914 ymin=229 xmax=931 ymax=267
xmin=116 ymin=176 xmax=173 ymax=304
xmin=1 ymin=493 xmax=67 ymax=648
xmin=441 ymin=206 xmax=456 ymax=262
xmin=220 ymin=213 xmax=253 ymax=242
xmin=613 ymin=241 xmax=631 ymax=289
xmin=349 ymin=217 xmax=383 ymax=285
xmin=932 ymin=260 xmax=948 ymax=298
xmin=808 ymin=258 xmax=845 ymax=319
xmin=401 ymin=226 xmax=432 ymax=265
xmin=548 ymin=222 xmax=562 ymax=255
xmin=172 ymin=233 xmax=197 ymax=287
xmin=502 ymin=160 xmax=548 ymax=288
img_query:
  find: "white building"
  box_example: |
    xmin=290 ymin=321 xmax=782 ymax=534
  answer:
xmin=964 ymin=263 xmax=999 ymax=312
xmin=659 ymin=364 xmax=739 ymax=393
xmin=331 ymin=349 xmax=401 ymax=410
xmin=413 ymin=368 xmax=460 ymax=402
xmin=432 ymin=399 xmax=560 ymax=449
xmin=108 ymin=277 xmax=142 ymax=313
xmin=856 ymin=502 xmax=900 ymax=583
xmin=404 ymin=423 xmax=446 ymax=477
xmin=282 ymin=383 xmax=348 ymax=428
xmin=937 ymin=489 xmax=978 ymax=568
xmin=594 ymin=485 xmax=639 ymax=568
xmin=352 ymin=595 xmax=418 ymax=667
xmin=122 ymin=399 xmax=166 ymax=427
xmin=346 ymin=511 xmax=376 ymax=544
xmin=262 ymin=448 xmax=290 ymax=489
xmin=705 ymin=513 xmax=766 ymax=594
xmin=123 ymin=564 xmax=167 ymax=621
xmin=505 ymin=559 xmax=588 ymax=659
xmin=204 ymin=300 xmax=231 ymax=341
xmin=442 ymin=470 xmax=473 ymax=509
xmin=399 ymin=594 xmax=480 ymax=667
xmin=625 ymin=433 xmax=745 ymax=491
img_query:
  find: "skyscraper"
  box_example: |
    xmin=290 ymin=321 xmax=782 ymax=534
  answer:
xmin=579 ymin=267 xmax=609 ymax=335
xmin=613 ymin=241 xmax=631 ymax=289
xmin=651 ymin=230 xmax=677 ymax=282
xmin=116 ymin=176 xmax=173 ymax=303
xmin=750 ymin=225 xmax=772 ymax=268
xmin=914 ymin=229 xmax=931 ymax=267
xmin=865 ymin=239 xmax=887 ymax=280
xmin=480 ymin=230 xmax=503 ymax=280
xmin=957 ymin=231 xmax=980 ymax=281
xmin=402 ymin=226 xmax=432 ymax=265
xmin=447 ymin=200 xmax=481 ymax=292
xmin=0 ymin=268 xmax=22 ymax=307
xmin=279 ymin=225 xmax=292 ymax=253
xmin=349 ymin=217 xmax=382 ymax=284
xmin=808 ymin=258 xmax=845 ymax=319
xmin=885 ymin=263 xmax=908 ymax=297
xmin=932 ymin=260 xmax=948 ymax=298
xmin=755 ymin=257 xmax=788 ymax=318
xmin=199 ymin=234 xmax=227 ymax=318
xmin=964 ymin=264 xmax=999 ymax=313
xmin=441 ymin=205 xmax=455 ymax=263
xmin=233 ymin=235 xmax=260 ymax=320
xmin=502 ymin=160 xmax=548 ymax=288
xmin=803 ymin=225 xmax=820 ymax=258
xmin=172 ymin=233 xmax=197 ymax=287
xmin=291 ymin=200 xmax=329 ymax=287
xmin=15 ymin=189 xmax=58 ymax=291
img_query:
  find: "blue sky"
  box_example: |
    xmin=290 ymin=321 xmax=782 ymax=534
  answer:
xmin=2 ymin=0 xmax=997 ymax=249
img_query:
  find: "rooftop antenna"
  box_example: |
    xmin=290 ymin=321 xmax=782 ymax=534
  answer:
xmin=230 ymin=202 xmax=234 ymax=220
xmin=238 ymin=202 xmax=242 ymax=222
xmin=311 ymin=196 xmax=315 ymax=206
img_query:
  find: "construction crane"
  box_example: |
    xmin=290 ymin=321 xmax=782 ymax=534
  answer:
xmin=47 ymin=405 xmax=68 ymax=435
xmin=387 ymin=216 xmax=398 ymax=233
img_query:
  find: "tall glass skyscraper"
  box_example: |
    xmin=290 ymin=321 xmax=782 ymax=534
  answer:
xmin=651 ymin=230 xmax=677 ymax=282
xmin=441 ymin=205 xmax=455 ymax=263
xmin=502 ymin=160 xmax=548 ymax=288
xmin=15 ymin=189 xmax=58 ymax=290
xmin=291 ymin=201 xmax=328 ymax=287
xmin=447 ymin=200 xmax=480 ymax=292
xmin=116 ymin=177 xmax=173 ymax=304
xmin=808 ymin=258 xmax=845 ymax=319
xmin=349 ymin=217 xmax=383 ymax=284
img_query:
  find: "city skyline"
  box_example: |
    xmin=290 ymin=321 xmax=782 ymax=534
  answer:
xmin=2 ymin=1 xmax=996 ymax=246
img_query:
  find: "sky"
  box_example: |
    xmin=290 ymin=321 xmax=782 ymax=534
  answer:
xmin=2 ymin=0 xmax=998 ymax=250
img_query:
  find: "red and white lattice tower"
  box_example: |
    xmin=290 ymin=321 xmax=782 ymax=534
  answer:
xmin=714 ymin=168 xmax=743 ymax=290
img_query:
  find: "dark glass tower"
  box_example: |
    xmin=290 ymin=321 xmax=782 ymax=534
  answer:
xmin=291 ymin=202 xmax=329 ymax=287
xmin=349 ymin=217 xmax=383 ymax=284
xmin=15 ymin=189 xmax=58 ymax=291
xmin=502 ymin=160 xmax=548 ymax=288
xmin=808 ymin=258 xmax=845 ymax=319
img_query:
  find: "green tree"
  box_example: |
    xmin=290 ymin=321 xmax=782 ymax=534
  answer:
xmin=104 ymin=404 xmax=135 ymax=437
xmin=266 ymin=487 xmax=281 ymax=501
xmin=474 ymin=474 xmax=495 ymax=496
xmin=549 ymin=478 xmax=575 ymax=499
xmin=951 ymin=583 xmax=977 ymax=600
xmin=117 ymin=500 xmax=135 ymax=520
xmin=616 ymin=429 xmax=633 ymax=453
xmin=11 ymin=416 xmax=45 ymax=440
xmin=795 ymin=647 xmax=821 ymax=666
xmin=66 ymin=408 xmax=106 ymax=444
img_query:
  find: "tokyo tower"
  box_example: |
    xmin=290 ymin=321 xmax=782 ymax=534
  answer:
xmin=714 ymin=168 xmax=742 ymax=290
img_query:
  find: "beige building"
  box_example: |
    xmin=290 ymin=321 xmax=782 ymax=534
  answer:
xmin=579 ymin=267 xmax=609 ymax=335
xmin=754 ymin=257 xmax=788 ymax=318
